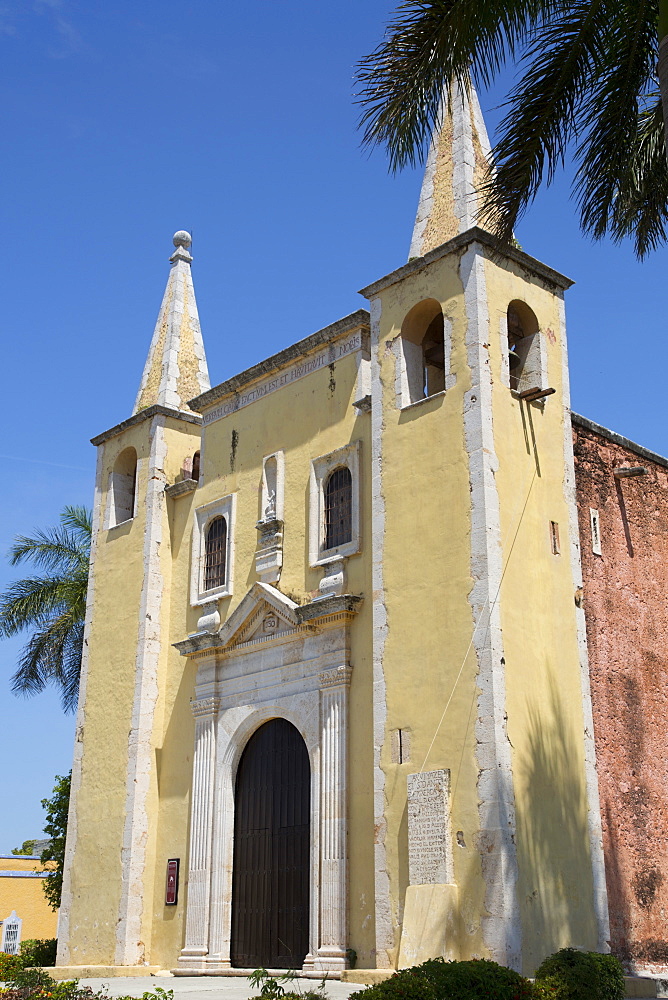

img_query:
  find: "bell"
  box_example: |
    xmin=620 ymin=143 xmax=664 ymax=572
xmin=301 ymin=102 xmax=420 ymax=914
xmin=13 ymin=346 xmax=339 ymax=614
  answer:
xmin=508 ymin=346 xmax=522 ymax=367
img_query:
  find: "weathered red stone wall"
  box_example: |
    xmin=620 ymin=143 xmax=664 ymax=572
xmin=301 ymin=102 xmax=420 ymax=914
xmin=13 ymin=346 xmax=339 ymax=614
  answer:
xmin=573 ymin=415 xmax=668 ymax=972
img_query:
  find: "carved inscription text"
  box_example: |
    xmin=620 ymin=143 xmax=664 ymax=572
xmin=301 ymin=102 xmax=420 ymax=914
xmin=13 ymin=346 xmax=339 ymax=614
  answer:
xmin=203 ymin=332 xmax=365 ymax=425
xmin=407 ymin=769 xmax=452 ymax=885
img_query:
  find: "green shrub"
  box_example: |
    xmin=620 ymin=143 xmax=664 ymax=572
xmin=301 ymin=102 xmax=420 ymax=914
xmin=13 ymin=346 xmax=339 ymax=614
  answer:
xmin=590 ymin=953 xmax=625 ymax=1000
xmin=351 ymin=970 xmax=435 ymax=1000
xmin=352 ymin=957 xmax=533 ymax=1000
xmin=535 ymin=949 xmax=624 ymax=1000
xmin=0 ymin=950 xmax=24 ymax=981
xmin=281 ymin=993 xmax=330 ymax=1000
xmin=3 ymin=966 xmax=55 ymax=992
xmin=0 ymin=967 xmax=92 ymax=1000
xmin=532 ymin=975 xmax=569 ymax=1000
xmin=19 ymin=940 xmax=58 ymax=969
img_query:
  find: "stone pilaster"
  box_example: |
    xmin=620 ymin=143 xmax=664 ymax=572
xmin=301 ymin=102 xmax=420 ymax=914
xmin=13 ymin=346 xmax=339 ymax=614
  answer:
xmin=316 ymin=666 xmax=352 ymax=970
xmin=179 ymin=697 xmax=219 ymax=969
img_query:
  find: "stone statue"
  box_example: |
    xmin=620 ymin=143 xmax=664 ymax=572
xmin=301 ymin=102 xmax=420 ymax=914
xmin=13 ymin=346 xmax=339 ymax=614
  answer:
xmin=264 ymin=490 xmax=276 ymax=520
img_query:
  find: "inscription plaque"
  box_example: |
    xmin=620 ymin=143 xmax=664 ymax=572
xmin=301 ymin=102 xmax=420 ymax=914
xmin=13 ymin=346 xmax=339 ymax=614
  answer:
xmin=407 ymin=769 xmax=452 ymax=885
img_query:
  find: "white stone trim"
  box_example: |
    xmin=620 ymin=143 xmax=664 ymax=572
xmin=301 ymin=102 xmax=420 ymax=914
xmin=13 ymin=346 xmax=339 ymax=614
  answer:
xmin=178 ymin=599 xmax=354 ymax=973
xmin=461 ymin=245 xmax=521 ymax=969
xmin=116 ymin=415 xmax=168 ymax=965
xmin=57 ymin=444 xmax=105 ymax=965
xmin=559 ymin=295 xmax=610 ymax=951
xmin=181 ymin=697 xmax=219 ymax=960
xmin=408 ymin=124 xmax=439 ymax=260
xmin=308 ymin=441 xmax=361 ymax=566
xmin=317 ymin=666 xmax=352 ymax=970
xmin=470 ymin=85 xmax=493 ymax=162
xmin=106 ymin=449 xmax=138 ymax=529
xmin=191 ymin=494 xmax=236 ymax=605
xmin=369 ymin=294 xmax=393 ymax=968
xmin=394 ymin=337 xmax=424 ymax=409
xmin=451 ymin=81 xmax=477 ymax=234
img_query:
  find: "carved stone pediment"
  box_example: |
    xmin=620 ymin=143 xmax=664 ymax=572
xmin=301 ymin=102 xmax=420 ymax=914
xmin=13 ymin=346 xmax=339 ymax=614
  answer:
xmin=174 ymin=589 xmax=363 ymax=657
xmin=217 ymin=582 xmax=300 ymax=649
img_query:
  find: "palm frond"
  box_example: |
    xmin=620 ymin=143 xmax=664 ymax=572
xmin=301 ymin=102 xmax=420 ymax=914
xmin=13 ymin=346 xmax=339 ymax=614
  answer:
xmin=355 ymin=0 xmax=559 ymax=171
xmin=60 ymin=505 xmax=92 ymax=545
xmin=574 ymin=2 xmax=662 ymax=257
xmin=0 ymin=575 xmax=78 ymax=635
xmin=482 ymin=0 xmax=610 ymax=240
xmin=1 ymin=505 xmax=91 ymax=713
xmin=11 ymin=608 xmax=85 ymax=713
xmin=9 ymin=506 xmax=91 ymax=571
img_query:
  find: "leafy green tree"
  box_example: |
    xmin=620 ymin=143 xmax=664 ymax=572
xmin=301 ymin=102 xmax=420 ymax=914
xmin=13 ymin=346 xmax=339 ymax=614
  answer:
xmin=0 ymin=506 xmax=91 ymax=713
xmin=11 ymin=839 xmax=37 ymax=856
xmin=356 ymin=0 xmax=668 ymax=258
xmin=40 ymin=772 xmax=71 ymax=911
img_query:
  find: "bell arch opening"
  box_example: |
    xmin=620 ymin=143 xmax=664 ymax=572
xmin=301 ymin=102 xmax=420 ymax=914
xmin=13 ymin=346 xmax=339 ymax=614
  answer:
xmin=506 ymin=299 xmax=540 ymax=392
xmin=110 ymin=447 xmax=137 ymax=526
xmin=399 ymin=298 xmax=446 ymax=404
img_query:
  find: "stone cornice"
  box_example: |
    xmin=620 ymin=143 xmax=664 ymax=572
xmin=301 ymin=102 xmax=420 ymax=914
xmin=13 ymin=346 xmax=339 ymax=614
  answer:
xmin=173 ymin=593 xmax=363 ymax=657
xmin=190 ymin=696 xmax=220 ymax=719
xmin=571 ymin=411 xmax=668 ymax=470
xmin=358 ymin=226 xmax=574 ymax=299
xmin=91 ymin=404 xmax=201 ymax=446
xmin=297 ymin=594 xmax=363 ymax=622
xmin=165 ymin=479 xmax=198 ymax=499
xmin=320 ymin=665 xmax=353 ymax=689
xmin=188 ymin=310 xmax=370 ymax=413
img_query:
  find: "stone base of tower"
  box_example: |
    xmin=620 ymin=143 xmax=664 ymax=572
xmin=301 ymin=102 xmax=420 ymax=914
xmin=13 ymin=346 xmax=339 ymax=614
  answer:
xmin=49 ymin=967 xmax=162 ymax=980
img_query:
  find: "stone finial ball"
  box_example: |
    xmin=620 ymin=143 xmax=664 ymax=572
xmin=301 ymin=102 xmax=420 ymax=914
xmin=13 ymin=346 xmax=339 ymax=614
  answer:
xmin=173 ymin=231 xmax=192 ymax=248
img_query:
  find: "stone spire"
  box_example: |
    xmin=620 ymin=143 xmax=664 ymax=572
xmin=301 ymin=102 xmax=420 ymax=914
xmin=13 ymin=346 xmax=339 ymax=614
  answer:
xmin=133 ymin=231 xmax=210 ymax=414
xmin=408 ymin=80 xmax=493 ymax=260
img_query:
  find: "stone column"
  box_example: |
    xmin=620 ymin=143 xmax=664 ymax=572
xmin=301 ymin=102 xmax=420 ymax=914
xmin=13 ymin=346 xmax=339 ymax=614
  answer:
xmin=316 ymin=666 xmax=352 ymax=970
xmin=179 ymin=696 xmax=219 ymax=970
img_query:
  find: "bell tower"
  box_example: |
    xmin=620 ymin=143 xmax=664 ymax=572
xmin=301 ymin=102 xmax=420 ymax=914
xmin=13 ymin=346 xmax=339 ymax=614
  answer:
xmin=58 ymin=232 xmax=209 ymax=968
xmin=362 ymin=84 xmax=609 ymax=973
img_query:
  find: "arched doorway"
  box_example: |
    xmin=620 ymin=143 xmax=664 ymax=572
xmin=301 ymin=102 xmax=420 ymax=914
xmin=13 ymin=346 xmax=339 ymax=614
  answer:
xmin=230 ymin=718 xmax=310 ymax=969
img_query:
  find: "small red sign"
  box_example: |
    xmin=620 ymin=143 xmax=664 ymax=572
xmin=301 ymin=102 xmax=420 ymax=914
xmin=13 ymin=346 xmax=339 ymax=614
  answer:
xmin=166 ymin=858 xmax=179 ymax=906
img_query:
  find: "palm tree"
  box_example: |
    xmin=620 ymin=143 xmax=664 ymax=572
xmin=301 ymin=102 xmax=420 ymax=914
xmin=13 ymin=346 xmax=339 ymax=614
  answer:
xmin=356 ymin=0 xmax=668 ymax=258
xmin=0 ymin=506 xmax=91 ymax=713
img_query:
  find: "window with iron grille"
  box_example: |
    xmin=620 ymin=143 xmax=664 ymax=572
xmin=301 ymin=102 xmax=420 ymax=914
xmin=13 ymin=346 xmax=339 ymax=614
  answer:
xmin=204 ymin=516 xmax=227 ymax=591
xmin=324 ymin=466 xmax=352 ymax=550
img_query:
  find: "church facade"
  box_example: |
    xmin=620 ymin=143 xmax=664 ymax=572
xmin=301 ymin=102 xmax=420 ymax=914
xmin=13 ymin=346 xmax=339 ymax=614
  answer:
xmin=56 ymin=87 xmax=662 ymax=978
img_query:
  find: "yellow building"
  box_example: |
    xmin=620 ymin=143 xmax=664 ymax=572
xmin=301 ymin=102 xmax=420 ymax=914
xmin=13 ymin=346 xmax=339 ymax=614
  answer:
xmin=0 ymin=855 xmax=58 ymax=951
xmin=57 ymin=85 xmax=608 ymax=978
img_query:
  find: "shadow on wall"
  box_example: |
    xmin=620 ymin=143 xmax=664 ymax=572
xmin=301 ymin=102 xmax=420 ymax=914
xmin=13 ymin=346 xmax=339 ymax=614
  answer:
xmin=604 ymin=799 xmax=633 ymax=965
xmin=603 ymin=670 xmax=668 ymax=970
xmin=516 ymin=671 xmax=598 ymax=974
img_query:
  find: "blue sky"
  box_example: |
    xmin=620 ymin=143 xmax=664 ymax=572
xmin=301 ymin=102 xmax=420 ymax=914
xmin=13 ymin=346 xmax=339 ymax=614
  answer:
xmin=1 ymin=1 xmax=666 ymax=854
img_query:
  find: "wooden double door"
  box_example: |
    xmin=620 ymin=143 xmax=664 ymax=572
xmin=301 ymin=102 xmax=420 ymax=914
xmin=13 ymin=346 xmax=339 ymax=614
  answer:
xmin=230 ymin=718 xmax=311 ymax=969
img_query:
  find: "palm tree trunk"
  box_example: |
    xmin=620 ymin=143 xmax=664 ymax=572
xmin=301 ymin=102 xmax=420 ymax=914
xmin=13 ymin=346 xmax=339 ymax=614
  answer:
xmin=659 ymin=0 xmax=668 ymax=160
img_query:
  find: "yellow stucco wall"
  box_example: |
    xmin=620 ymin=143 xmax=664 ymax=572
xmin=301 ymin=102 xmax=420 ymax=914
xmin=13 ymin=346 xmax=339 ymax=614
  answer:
xmin=0 ymin=857 xmax=58 ymax=944
xmin=65 ymin=419 xmax=202 ymax=966
xmin=372 ymin=255 xmax=487 ymax=966
xmin=485 ymin=258 xmax=598 ymax=971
